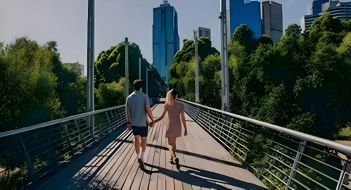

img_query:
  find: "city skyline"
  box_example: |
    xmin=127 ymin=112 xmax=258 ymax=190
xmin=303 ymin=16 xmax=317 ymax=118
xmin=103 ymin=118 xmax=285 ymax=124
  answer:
xmin=0 ymin=0 xmax=337 ymax=75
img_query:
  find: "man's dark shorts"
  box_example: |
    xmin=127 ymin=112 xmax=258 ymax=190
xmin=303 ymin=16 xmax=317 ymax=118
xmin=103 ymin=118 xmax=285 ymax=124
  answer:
xmin=132 ymin=126 xmax=148 ymax=137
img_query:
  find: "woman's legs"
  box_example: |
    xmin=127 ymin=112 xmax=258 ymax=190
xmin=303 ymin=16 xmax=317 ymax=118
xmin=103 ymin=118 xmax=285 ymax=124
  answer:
xmin=167 ymin=137 xmax=177 ymax=160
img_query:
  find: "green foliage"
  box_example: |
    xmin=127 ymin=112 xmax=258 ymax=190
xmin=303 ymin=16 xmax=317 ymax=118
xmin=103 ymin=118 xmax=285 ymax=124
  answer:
xmin=0 ymin=38 xmax=86 ymax=131
xmin=96 ymin=78 xmax=125 ymax=109
xmin=229 ymin=15 xmax=351 ymax=139
xmin=170 ymin=38 xmax=221 ymax=108
xmin=95 ymin=41 xmax=166 ymax=99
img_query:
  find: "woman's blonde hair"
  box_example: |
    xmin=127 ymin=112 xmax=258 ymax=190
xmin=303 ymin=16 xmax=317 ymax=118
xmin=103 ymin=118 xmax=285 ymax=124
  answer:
xmin=166 ymin=89 xmax=178 ymax=105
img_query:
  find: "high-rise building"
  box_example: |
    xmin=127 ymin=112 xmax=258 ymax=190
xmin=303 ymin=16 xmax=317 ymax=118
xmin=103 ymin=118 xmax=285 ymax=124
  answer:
xmin=312 ymin=0 xmax=330 ymax=15
xmin=198 ymin=27 xmax=211 ymax=40
xmin=229 ymin=0 xmax=262 ymax=38
xmin=152 ymin=0 xmax=180 ymax=84
xmin=302 ymin=1 xmax=351 ymax=32
xmin=262 ymin=0 xmax=283 ymax=43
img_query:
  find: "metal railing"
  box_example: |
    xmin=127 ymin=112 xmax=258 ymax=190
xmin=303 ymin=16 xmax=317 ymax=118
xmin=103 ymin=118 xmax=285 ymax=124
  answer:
xmin=179 ymin=99 xmax=351 ymax=190
xmin=0 ymin=105 xmax=126 ymax=189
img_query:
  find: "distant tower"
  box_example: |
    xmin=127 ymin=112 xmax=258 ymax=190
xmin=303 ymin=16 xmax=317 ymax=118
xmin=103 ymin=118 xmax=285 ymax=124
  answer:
xmin=229 ymin=0 xmax=262 ymax=38
xmin=198 ymin=27 xmax=211 ymax=40
xmin=262 ymin=0 xmax=283 ymax=43
xmin=153 ymin=1 xmax=180 ymax=85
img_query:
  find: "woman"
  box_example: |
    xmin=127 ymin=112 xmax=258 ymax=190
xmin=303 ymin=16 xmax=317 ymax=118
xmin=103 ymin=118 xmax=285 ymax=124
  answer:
xmin=155 ymin=89 xmax=187 ymax=166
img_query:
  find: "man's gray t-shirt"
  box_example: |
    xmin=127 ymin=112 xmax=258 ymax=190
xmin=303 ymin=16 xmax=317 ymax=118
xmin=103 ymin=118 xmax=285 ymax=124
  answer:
xmin=126 ymin=91 xmax=149 ymax=127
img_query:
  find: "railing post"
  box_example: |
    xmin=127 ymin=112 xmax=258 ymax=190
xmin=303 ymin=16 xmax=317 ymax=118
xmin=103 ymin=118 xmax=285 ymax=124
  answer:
xmin=18 ymin=135 xmax=37 ymax=183
xmin=287 ymin=140 xmax=307 ymax=189
xmin=74 ymin=119 xmax=86 ymax=149
xmin=105 ymin=111 xmax=112 ymax=132
xmin=336 ymin=157 xmax=350 ymax=190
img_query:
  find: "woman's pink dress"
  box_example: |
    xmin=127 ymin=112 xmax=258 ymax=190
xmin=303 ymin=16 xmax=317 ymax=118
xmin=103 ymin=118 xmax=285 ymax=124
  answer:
xmin=164 ymin=101 xmax=184 ymax=138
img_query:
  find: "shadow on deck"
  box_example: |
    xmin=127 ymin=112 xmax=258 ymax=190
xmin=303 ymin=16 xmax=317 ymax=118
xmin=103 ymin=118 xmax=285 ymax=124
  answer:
xmin=36 ymin=104 xmax=266 ymax=190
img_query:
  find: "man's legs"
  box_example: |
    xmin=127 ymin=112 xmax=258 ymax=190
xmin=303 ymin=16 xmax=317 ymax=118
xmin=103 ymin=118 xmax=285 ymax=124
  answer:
xmin=134 ymin=135 xmax=141 ymax=157
xmin=140 ymin=137 xmax=147 ymax=161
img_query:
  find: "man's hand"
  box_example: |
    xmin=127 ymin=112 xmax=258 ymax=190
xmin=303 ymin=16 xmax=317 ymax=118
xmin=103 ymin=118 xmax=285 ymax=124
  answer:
xmin=127 ymin=123 xmax=132 ymax=131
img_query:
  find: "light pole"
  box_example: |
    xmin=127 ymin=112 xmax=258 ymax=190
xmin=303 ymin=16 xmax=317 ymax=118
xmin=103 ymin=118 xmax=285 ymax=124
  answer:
xmin=125 ymin=37 xmax=129 ymax=99
xmin=146 ymin=68 xmax=149 ymax=95
xmin=139 ymin=57 xmax=141 ymax=79
xmin=220 ymin=0 xmax=230 ymax=111
xmin=194 ymin=30 xmax=200 ymax=103
xmin=87 ymin=0 xmax=95 ymax=135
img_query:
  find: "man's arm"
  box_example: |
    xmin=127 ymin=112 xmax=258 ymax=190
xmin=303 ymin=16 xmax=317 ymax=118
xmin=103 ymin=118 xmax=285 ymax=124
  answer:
xmin=145 ymin=104 xmax=155 ymax=127
xmin=125 ymin=105 xmax=132 ymax=130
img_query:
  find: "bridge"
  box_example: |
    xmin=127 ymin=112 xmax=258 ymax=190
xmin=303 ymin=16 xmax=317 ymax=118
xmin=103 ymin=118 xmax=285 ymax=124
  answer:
xmin=1 ymin=99 xmax=351 ymax=190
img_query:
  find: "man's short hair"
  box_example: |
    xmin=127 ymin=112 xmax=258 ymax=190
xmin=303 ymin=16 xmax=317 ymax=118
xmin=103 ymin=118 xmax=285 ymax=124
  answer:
xmin=133 ymin=80 xmax=143 ymax=90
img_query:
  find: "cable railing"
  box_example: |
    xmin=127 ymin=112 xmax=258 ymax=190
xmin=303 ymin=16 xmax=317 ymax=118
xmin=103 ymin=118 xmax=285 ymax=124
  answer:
xmin=0 ymin=105 xmax=126 ymax=190
xmin=179 ymin=99 xmax=351 ymax=190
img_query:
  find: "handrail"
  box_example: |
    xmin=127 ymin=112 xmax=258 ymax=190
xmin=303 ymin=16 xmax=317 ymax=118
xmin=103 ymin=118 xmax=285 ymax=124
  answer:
xmin=0 ymin=105 xmax=125 ymax=138
xmin=179 ymin=99 xmax=351 ymax=189
xmin=179 ymin=99 xmax=351 ymax=156
xmin=0 ymin=104 xmax=127 ymax=190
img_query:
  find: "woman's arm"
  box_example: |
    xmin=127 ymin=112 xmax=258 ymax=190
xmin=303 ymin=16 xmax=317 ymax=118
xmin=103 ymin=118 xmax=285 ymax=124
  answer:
xmin=181 ymin=111 xmax=187 ymax=136
xmin=155 ymin=109 xmax=166 ymax=123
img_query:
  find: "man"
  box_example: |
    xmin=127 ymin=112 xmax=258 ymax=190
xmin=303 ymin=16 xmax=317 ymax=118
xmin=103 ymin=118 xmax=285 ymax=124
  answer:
xmin=125 ymin=80 xmax=154 ymax=169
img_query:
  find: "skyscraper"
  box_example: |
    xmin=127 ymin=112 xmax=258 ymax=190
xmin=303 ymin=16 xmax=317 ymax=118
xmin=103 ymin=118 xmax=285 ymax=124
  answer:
xmin=302 ymin=1 xmax=351 ymax=32
xmin=229 ymin=0 xmax=262 ymax=38
xmin=198 ymin=27 xmax=211 ymax=40
xmin=262 ymin=0 xmax=283 ymax=43
xmin=312 ymin=0 xmax=330 ymax=15
xmin=153 ymin=1 xmax=180 ymax=84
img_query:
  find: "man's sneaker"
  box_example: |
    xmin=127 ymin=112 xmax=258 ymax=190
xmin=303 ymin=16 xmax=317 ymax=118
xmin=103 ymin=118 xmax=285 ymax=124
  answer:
xmin=138 ymin=158 xmax=145 ymax=169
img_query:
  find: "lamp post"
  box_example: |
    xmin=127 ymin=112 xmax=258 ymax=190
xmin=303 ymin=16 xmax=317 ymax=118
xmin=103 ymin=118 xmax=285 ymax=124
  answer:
xmin=220 ymin=0 xmax=230 ymax=111
xmin=87 ymin=0 xmax=95 ymax=135
xmin=125 ymin=37 xmax=129 ymax=99
xmin=146 ymin=68 xmax=150 ymax=95
xmin=194 ymin=30 xmax=200 ymax=103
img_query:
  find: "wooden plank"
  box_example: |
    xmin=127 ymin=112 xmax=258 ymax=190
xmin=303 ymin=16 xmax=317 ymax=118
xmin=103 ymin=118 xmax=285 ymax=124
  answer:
xmin=76 ymin=130 xmax=130 ymax=178
xmin=157 ymin=119 xmax=166 ymax=190
xmin=122 ymin=125 xmax=158 ymax=190
xmin=103 ymin=141 xmax=135 ymax=189
xmin=148 ymin=117 xmax=164 ymax=190
xmin=88 ymin=134 xmax=134 ymax=189
xmin=138 ymin=125 xmax=161 ymax=190
xmin=129 ymin=122 xmax=159 ymax=190
xmin=76 ymin=130 xmax=132 ymax=186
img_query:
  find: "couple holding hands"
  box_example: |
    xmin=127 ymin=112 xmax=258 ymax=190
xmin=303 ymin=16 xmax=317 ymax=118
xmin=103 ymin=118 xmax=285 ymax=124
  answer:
xmin=125 ymin=80 xmax=188 ymax=169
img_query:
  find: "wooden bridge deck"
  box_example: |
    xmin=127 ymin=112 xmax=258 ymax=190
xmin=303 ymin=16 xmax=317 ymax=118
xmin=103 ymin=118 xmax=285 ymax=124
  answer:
xmin=37 ymin=104 xmax=266 ymax=190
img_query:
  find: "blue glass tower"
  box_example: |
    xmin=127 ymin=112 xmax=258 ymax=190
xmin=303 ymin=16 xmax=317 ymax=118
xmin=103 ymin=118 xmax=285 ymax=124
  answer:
xmin=153 ymin=1 xmax=179 ymax=84
xmin=230 ymin=0 xmax=262 ymax=38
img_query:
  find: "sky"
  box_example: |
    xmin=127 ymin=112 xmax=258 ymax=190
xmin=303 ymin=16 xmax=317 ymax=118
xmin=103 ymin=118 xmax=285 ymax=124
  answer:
xmin=0 ymin=0 xmax=320 ymax=75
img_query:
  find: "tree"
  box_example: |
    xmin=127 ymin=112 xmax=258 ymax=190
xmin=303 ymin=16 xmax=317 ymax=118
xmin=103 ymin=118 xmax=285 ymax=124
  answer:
xmin=170 ymin=38 xmax=220 ymax=107
xmin=95 ymin=41 xmax=166 ymax=99
xmin=0 ymin=38 xmax=63 ymax=131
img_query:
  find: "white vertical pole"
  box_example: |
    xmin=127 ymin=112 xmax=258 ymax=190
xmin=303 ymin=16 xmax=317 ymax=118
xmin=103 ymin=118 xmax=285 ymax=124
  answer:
xmin=220 ymin=0 xmax=230 ymax=111
xmin=194 ymin=30 xmax=200 ymax=103
xmin=125 ymin=38 xmax=129 ymax=99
